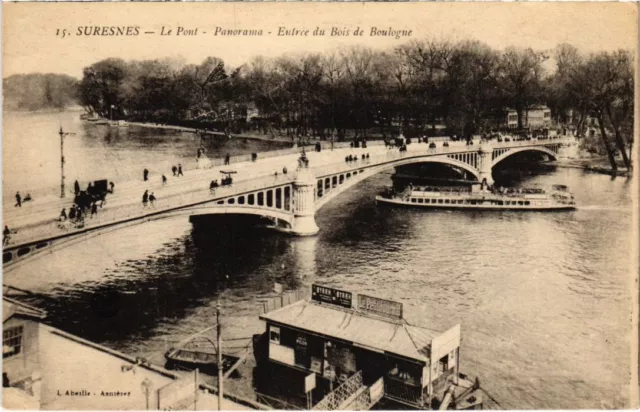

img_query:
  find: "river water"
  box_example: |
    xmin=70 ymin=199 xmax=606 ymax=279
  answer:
xmin=2 ymin=111 xmax=635 ymax=409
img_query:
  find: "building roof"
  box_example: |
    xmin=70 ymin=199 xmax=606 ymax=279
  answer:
xmin=3 ymin=297 xmax=47 ymax=323
xmin=260 ymin=300 xmax=439 ymax=364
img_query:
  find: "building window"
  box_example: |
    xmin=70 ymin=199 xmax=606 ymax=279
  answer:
xmin=439 ymin=354 xmax=449 ymax=374
xmin=3 ymin=326 xmax=23 ymax=358
xmin=269 ymin=326 xmax=280 ymax=345
xmin=389 ymin=361 xmax=420 ymax=386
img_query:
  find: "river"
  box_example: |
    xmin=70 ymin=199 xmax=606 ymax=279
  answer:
xmin=2 ymin=111 xmax=635 ymax=409
xmin=2 ymin=110 xmax=290 ymax=202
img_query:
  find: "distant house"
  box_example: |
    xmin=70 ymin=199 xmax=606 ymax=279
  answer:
xmin=245 ymin=103 xmax=260 ymax=121
xmin=504 ymin=105 xmax=552 ymax=130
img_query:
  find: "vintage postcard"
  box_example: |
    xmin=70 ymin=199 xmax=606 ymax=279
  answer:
xmin=1 ymin=2 xmax=638 ymax=411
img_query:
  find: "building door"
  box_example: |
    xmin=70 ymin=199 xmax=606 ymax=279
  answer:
xmin=294 ymin=335 xmax=310 ymax=368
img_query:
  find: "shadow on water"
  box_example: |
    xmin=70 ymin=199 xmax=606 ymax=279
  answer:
xmin=29 ymin=215 xmax=301 ymax=345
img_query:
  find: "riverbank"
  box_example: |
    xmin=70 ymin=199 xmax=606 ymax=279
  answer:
xmin=124 ymin=121 xmax=306 ymax=145
xmin=551 ymin=156 xmax=631 ymax=177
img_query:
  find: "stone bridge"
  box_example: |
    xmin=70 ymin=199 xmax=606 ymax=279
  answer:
xmin=2 ymin=137 xmax=574 ymax=271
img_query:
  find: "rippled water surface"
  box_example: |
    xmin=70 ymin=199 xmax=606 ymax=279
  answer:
xmin=3 ymin=112 xmax=635 ymax=409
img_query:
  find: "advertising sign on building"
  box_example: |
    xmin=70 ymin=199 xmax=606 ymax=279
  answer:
xmin=312 ymin=284 xmax=352 ymax=308
xmin=357 ymin=294 xmax=403 ymax=320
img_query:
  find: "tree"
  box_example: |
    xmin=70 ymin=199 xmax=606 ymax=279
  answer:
xmin=79 ymin=58 xmax=128 ymax=117
xmin=498 ymin=47 xmax=547 ymax=129
xmin=602 ymin=50 xmax=633 ymax=169
xmin=3 ymin=73 xmax=78 ymax=111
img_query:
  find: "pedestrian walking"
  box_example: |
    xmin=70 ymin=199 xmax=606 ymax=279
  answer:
xmin=3 ymin=226 xmax=11 ymax=245
xmin=142 ymin=190 xmax=149 ymax=208
xmin=224 ymin=154 xmax=230 ymax=166
xmin=14 ymin=192 xmax=21 ymax=208
xmin=177 ymin=164 xmax=183 ymax=177
xmin=91 ymin=202 xmax=98 ymax=218
xmin=60 ymin=208 xmax=67 ymax=221
xmin=74 ymin=180 xmax=80 ymax=196
xmin=162 ymin=175 xmax=167 ymax=185
xmin=149 ymin=192 xmax=156 ymax=208
xmin=143 ymin=168 xmax=149 ymax=181
xmin=172 ymin=165 xmax=177 ymax=176
xmin=69 ymin=206 xmax=77 ymax=221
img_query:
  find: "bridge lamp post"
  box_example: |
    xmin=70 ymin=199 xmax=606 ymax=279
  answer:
xmin=58 ymin=127 xmax=75 ymax=198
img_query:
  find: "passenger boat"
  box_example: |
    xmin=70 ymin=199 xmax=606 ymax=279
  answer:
xmin=376 ymin=184 xmax=576 ymax=211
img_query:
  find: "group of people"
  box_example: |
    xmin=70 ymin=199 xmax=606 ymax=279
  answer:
xmin=142 ymin=190 xmax=157 ymax=208
xmin=59 ymin=202 xmax=99 ymax=226
xmin=14 ymin=192 xmax=32 ymax=208
xmin=344 ymin=154 xmax=370 ymax=163
xmin=274 ymin=167 xmax=288 ymax=178
xmin=171 ymin=164 xmax=184 ymax=177
xmin=56 ymin=179 xmax=114 ymax=229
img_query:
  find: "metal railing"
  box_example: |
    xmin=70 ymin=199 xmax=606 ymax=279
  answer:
xmin=383 ymin=378 xmax=423 ymax=407
xmin=312 ymin=137 xmax=573 ymax=179
xmin=5 ymin=174 xmax=297 ymax=249
xmin=4 ymin=137 xmax=574 ymax=250
xmin=313 ymin=371 xmax=364 ymax=410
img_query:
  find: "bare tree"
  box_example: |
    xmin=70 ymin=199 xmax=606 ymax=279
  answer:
xmin=498 ymin=47 xmax=547 ymax=129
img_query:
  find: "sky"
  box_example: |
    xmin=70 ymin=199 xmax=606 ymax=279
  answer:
xmin=3 ymin=2 xmax=638 ymax=79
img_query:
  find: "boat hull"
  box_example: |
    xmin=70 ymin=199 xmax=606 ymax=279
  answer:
xmin=164 ymin=352 xmax=238 ymax=373
xmin=376 ymin=196 xmax=576 ymax=211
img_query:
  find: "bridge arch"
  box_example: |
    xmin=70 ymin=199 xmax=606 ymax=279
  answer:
xmin=159 ymin=205 xmax=295 ymax=227
xmin=491 ymin=146 xmax=558 ymax=168
xmin=315 ymin=154 xmax=481 ymax=210
xmin=392 ymin=156 xmax=481 ymax=181
xmin=3 ymin=204 xmax=296 ymax=273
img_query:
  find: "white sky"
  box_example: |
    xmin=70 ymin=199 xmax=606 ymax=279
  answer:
xmin=3 ymin=2 xmax=638 ymax=79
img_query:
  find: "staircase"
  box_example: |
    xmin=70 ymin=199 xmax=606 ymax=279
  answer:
xmin=312 ymin=372 xmax=384 ymax=411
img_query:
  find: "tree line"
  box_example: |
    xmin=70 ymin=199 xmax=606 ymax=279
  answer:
xmin=76 ymin=39 xmax=633 ymax=169
xmin=3 ymin=73 xmax=79 ymax=111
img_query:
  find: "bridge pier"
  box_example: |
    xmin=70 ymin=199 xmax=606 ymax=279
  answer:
xmin=478 ymin=142 xmax=494 ymax=187
xmin=291 ymin=168 xmax=319 ymax=236
xmin=557 ymin=140 xmax=578 ymax=159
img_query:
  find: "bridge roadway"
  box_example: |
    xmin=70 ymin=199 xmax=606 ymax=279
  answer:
xmin=2 ymin=137 xmax=572 ymax=265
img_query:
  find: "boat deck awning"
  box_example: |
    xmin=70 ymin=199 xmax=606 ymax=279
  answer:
xmin=260 ymin=300 xmax=438 ymax=364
